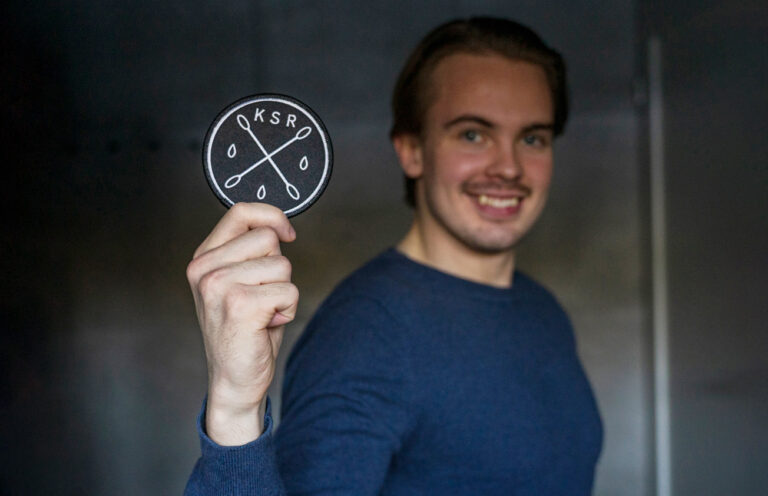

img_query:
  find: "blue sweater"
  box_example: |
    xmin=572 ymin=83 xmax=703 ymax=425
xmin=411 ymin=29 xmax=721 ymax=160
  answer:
xmin=186 ymin=249 xmax=603 ymax=495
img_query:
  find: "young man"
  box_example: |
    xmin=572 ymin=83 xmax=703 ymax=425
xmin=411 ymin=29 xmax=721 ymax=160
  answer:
xmin=185 ymin=17 xmax=602 ymax=495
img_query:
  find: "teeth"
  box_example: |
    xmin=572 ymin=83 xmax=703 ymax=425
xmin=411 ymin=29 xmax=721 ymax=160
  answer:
xmin=478 ymin=195 xmax=520 ymax=208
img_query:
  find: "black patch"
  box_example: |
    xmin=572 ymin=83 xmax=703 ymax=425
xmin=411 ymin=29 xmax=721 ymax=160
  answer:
xmin=203 ymin=94 xmax=333 ymax=217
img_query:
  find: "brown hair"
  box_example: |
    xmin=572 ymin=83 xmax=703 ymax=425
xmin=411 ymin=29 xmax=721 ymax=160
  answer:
xmin=390 ymin=17 xmax=568 ymax=206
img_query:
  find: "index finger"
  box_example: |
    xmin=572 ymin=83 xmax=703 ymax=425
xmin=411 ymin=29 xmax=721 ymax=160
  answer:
xmin=194 ymin=202 xmax=296 ymax=258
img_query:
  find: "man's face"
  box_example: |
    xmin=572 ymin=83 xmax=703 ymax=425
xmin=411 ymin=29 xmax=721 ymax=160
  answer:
xmin=396 ymin=52 xmax=555 ymax=254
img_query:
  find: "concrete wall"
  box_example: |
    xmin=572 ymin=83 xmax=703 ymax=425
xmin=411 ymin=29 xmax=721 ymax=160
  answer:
xmin=646 ymin=1 xmax=768 ymax=494
xmin=4 ymin=1 xmax=653 ymax=494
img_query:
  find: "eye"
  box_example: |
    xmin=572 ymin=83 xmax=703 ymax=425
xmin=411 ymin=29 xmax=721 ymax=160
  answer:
xmin=522 ymin=133 xmax=550 ymax=148
xmin=461 ymin=129 xmax=483 ymax=143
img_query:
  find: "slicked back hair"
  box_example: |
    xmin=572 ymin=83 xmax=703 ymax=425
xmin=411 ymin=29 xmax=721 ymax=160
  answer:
xmin=390 ymin=17 xmax=568 ymax=207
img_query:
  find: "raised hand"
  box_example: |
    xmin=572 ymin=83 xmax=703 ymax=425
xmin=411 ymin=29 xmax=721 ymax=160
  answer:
xmin=186 ymin=203 xmax=299 ymax=445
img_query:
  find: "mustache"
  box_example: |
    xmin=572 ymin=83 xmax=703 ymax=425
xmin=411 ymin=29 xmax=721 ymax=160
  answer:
xmin=462 ymin=181 xmax=532 ymax=196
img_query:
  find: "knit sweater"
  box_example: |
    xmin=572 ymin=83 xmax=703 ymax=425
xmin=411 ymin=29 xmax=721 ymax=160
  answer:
xmin=186 ymin=249 xmax=603 ymax=495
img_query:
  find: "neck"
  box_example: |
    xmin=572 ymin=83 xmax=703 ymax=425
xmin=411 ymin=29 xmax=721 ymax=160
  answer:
xmin=397 ymin=219 xmax=516 ymax=288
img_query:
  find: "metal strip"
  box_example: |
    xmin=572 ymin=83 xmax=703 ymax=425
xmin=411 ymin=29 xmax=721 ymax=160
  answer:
xmin=648 ymin=36 xmax=672 ymax=496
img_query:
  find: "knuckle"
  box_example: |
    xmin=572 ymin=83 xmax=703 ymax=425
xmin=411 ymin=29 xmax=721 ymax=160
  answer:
xmin=228 ymin=202 xmax=248 ymax=219
xmin=198 ymin=268 xmax=225 ymax=297
xmin=287 ymin=282 xmax=300 ymax=302
xmin=274 ymin=255 xmax=292 ymax=277
xmin=274 ymin=209 xmax=289 ymax=224
xmin=186 ymin=257 xmax=204 ymax=284
xmin=258 ymin=226 xmax=280 ymax=250
xmin=259 ymin=202 xmax=284 ymax=219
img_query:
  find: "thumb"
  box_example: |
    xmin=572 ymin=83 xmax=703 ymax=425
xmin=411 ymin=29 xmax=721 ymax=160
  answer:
xmin=268 ymin=311 xmax=293 ymax=328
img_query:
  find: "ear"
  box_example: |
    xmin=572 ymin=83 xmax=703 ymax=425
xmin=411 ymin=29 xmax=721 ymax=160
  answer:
xmin=392 ymin=133 xmax=424 ymax=179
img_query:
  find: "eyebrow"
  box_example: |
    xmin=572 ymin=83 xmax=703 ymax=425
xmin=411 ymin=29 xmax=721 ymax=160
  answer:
xmin=443 ymin=114 xmax=555 ymax=133
xmin=521 ymin=123 xmax=555 ymax=134
xmin=443 ymin=115 xmax=495 ymax=129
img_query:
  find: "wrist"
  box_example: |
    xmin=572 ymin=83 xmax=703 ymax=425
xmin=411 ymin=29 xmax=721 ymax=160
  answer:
xmin=206 ymin=394 xmax=267 ymax=446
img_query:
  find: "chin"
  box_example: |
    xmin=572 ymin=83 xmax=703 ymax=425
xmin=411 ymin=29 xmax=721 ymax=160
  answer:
xmin=451 ymin=225 xmax=528 ymax=254
xmin=461 ymin=237 xmax=521 ymax=254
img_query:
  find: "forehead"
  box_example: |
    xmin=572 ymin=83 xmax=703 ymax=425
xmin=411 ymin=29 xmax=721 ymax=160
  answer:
xmin=424 ymin=52 xmax=553 ymax=127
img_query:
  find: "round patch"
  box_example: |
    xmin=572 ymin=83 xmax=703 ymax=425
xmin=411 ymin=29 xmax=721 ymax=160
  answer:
xmin=203 ymin=94 xmax=333 ymax=217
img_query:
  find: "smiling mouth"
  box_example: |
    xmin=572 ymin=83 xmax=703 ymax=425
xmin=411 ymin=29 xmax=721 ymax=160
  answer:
xmin=477 ymin=194 xmax=520 ymax=208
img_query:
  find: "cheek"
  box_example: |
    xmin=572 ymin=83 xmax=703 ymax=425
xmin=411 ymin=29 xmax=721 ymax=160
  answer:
xmin=525 ymin=157 xmax=554 ymax=189
xmin=426 ymin=145 xmax=488 ymax=187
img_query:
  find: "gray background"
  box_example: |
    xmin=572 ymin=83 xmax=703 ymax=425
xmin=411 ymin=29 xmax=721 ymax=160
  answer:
xmin=1 ymin=0 xmax=765 ymax=494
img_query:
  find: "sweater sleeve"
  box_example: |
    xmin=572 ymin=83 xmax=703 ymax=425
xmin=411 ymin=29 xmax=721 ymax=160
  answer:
xmin=275 ymin=295 xmax=416 ymax=495
xmin=184 ymin=397 xmax=286 ymax=496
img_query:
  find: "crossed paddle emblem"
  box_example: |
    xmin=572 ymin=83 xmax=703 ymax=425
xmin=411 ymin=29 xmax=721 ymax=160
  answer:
xmin=224 ymin=114 xmax=313 ymax=200
xmin=203 ymin=94 xmax=333 ymax=217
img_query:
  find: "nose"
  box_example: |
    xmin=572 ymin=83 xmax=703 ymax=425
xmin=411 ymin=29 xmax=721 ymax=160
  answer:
xmin=485 ymin=141 xmax=522 ymax=180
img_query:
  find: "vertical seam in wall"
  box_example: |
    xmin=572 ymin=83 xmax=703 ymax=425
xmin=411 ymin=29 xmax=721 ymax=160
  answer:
xmin=648 ymin=36 xmax=672 ymax=496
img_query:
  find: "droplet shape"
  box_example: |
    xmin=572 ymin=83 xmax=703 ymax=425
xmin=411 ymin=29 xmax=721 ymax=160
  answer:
xmin=300 ymin=156 xmax=308 ymax=171
xmin=227 ymin=144 xmax=236 ymax=158
xmin=286 ymin=183 xmax=300 ymax=200
xmin=257 ymin=185 xmax=266 ymax=200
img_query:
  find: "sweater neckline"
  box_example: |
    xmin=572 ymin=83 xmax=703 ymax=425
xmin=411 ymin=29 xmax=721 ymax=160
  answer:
xmin=382 ymin=248 xmax=525 ymax=302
